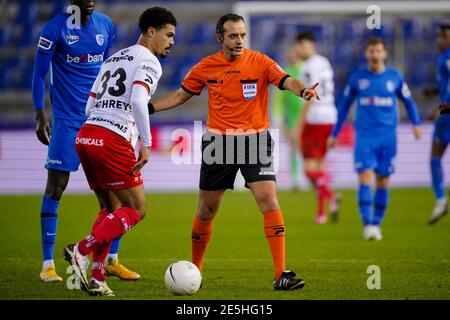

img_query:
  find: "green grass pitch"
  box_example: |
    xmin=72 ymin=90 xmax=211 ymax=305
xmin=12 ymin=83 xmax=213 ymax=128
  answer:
xmin=0 ymin=189 xmax=449 ymax=300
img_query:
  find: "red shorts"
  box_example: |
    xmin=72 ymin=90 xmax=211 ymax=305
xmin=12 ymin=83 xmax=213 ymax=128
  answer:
xmin=75 ymin=124 xmax=143 ymax=190
xmin=301 ymin=123 xmax=334 ymax=159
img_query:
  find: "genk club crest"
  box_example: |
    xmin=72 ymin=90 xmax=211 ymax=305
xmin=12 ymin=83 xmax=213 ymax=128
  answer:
xmin=242 ymin=83 xmax=257 ymax=100
xmin=96 ymin=34 xmax=104 ymax=46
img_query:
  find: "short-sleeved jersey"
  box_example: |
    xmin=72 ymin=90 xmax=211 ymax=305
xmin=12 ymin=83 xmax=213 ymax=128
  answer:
xmin=437 ymin=47 xmax=450 ymax=103
xmin=86 ymin=44 xmax=162 ymax=146
xmin=181 ymin=48 xmax=289 ymax=133
xmin=299 ymin=54 xmax=337 ymax=124
xmin=37 ymin=12 xmax=115 ymax=120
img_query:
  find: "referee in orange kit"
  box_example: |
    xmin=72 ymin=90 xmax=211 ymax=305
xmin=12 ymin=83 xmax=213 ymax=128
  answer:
xmin=149 ymin=14 xmax=319 ymax=290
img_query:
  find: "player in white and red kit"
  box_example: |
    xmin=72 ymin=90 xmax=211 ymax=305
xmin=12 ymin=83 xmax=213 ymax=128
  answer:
xmin=296 ymin=32 xmax=340 ymax=224
xmin=63 ymin=7 xmax=176 ymax=296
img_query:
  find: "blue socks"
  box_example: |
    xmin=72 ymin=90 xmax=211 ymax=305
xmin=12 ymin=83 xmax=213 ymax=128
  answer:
xmin=431 ymin=157 xmax=445 ymax=200
xmin=372 ymin=188 xmax=389 ymax=226
xmin=109 ymin=236 xmax=122 ymax=255
xmin=358 ymin=184 xmax=372 ymax=225
xmin=40 ymin=196 xmax=60 ymax=261
xmin=358 ymin=184 xmax=390 ymax=226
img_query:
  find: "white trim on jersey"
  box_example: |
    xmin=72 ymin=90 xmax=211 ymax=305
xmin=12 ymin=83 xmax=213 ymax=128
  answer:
xmin=50 ymin=62 xmax=53 ymax=85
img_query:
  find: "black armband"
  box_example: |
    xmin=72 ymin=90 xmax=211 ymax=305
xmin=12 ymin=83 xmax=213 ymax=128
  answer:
xmin=148 ymin=102 xmax=155 ymax=115
xmin=300 ymin=88 xmax=306 ymax=98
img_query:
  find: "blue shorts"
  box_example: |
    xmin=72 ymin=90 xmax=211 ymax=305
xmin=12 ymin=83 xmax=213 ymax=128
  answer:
xmin=45 ymin=118 xmax=85 ymax=172
xmin=354 ymin=133 xmax=397 ymax=177
xmin=432 ymin=114 xmax=450 ymax=145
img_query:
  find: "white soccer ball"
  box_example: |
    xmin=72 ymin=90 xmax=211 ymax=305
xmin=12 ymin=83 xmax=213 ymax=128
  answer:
xmin=164 ymin=260 xmax=202 ymax=296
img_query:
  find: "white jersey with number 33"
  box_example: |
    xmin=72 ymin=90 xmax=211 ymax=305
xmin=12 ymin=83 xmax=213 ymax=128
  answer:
xmin=300 ymin=54 xmax=337 ymax=124
xmin=85 ymin=44 xmax=162 ymax=147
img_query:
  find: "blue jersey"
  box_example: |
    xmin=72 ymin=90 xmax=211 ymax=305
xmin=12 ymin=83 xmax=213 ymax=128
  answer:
xmin=34 ymin=12 xmax=115 ymax=120
xmin=332 ymin=66 xmax=421 ymax=138
xmin=437 ymin=47 xmax=450 ymax=103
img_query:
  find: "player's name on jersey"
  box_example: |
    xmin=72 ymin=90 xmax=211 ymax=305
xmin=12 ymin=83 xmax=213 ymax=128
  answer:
xmin=94 ymin=99 xmax=132 ymax=112
xmin=87 ymin=116 xmax=128 ymax=133
xmin=105 ymin=55 xmax=134 ymax=64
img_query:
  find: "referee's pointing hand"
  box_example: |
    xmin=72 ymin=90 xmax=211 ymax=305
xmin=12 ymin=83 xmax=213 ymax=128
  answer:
xmin=302 ymin=82 xmax=321 ymax=101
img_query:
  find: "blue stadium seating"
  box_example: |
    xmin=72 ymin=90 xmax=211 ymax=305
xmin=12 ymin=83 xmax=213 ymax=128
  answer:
xmin=0 ymin=0 xmax=444 ymax=103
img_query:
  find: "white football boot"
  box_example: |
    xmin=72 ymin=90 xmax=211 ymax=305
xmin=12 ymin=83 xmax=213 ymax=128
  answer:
xmin=428 ymin=199 xmax=448 ymax=225
xmin=371 ymin=225 xmax=383 ymax=241
xmin=88 ymin=278 xmax=115 ymax=297
xmin=363 ymin=225 xmax=375 ymax=240
xmin=63 ymin=243 xmax=90 ymax=291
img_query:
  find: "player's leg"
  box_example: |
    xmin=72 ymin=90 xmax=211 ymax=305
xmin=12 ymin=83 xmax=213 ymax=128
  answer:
xmin=369 ymin=135 xmax=396 ymax=240
xmin=95 ymin=190 xmax=141 ymax=281
xmin=354 ymin=135 xmax=378 ymax=239
xmin=64 ymin=124 xmax=145 ymax=294
xmin=39 ymin=118 xmax=83 ymax=282
xmin=66 ymin=185 xmax=146 ymax=294
xmin=90 ymin=186 xmax=145 ymax=295
xmin=192 ymin=189 xmax=225 ymax=273
xmin=88 ymin=189 xmax=116 ymax=292
xmin=247 ymin=180 xmax=305 ymax=291
xmin=302 ymin=124 xmax=336 ymax=223
xmin=370 ymin=175 xmax=389 ymax=241
xmin=358 ymin=170 xmax=375 ymax=240
xmin=39 ymin=169 xmax=70 ymax=282
xmin=304 ymin=158 xmax=326 ymax=223
xmin=429 ymin=139 xmax=448 ymax=224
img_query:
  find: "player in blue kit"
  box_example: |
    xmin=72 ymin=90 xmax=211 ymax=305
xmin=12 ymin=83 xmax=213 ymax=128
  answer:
xmin=32 ymin=0 xmax=139 ymax=282
xmin=428 ymin=25 xmax=450 ymax=225
xmin=328 ymin=37 xmax=422 ymax=240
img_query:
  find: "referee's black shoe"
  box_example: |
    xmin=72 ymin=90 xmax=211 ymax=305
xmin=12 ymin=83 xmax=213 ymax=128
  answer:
xmin=274 ymin=270 xmax=305 ymax=291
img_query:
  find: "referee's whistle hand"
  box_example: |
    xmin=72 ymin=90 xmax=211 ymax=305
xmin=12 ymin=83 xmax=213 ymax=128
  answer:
xmin=132 ymin=146 xmax=150 ymax=173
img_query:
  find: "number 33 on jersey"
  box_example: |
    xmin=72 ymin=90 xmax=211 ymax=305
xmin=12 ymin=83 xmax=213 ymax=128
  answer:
xmin=85 ymin=44 xmax=162 ymax=147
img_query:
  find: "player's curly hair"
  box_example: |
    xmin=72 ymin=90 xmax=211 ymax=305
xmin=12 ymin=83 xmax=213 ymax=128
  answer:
xmin=139 ymin=7 xmax=177 ymax=34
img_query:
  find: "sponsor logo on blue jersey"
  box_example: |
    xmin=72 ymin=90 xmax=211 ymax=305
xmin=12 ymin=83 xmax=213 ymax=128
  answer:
xmin=66 ymin=53 xmax=104 ymax=63
xmin=38 ymin=37 xmax=53 ymax=50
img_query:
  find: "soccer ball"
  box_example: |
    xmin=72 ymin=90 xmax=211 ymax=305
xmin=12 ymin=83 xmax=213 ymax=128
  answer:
xmin=164 ymin=260 xmax=202 ymax=296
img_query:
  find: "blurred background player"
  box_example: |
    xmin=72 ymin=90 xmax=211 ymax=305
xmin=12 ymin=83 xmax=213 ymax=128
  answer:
xmin=328 ymin=37 xmax=422 ymax=240
xmin=428 ymin=24 xmax=450 ymax=224
xmin=295 ymin=31 xmax=339 ymax=224
xmin=271 ymin=43 xmax=304 ymax=191
xmin=64 ymin=7 xmax=176 ymax=296
xmin=149 ymin=14 xmax=320 ymax=291
xmin=31 ymin=0 xmax=140 ymax=282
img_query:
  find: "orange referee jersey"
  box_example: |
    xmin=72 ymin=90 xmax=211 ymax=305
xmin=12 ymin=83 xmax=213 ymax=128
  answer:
xmin=181 ymin=48 xmax=289 ymax=134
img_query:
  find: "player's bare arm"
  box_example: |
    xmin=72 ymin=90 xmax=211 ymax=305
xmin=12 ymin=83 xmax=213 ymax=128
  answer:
xmin=35 ymin=109 xmax=51 ymax=146
xmin=132 ymin=146 xmax=150 ymax=174
xmin=283 ymin=77 xmax=320 ymax=101
xmin=148 ymin=88 xmax=193 ymax=113
xmin=413 ymin=126 xmax=422 ymax=140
